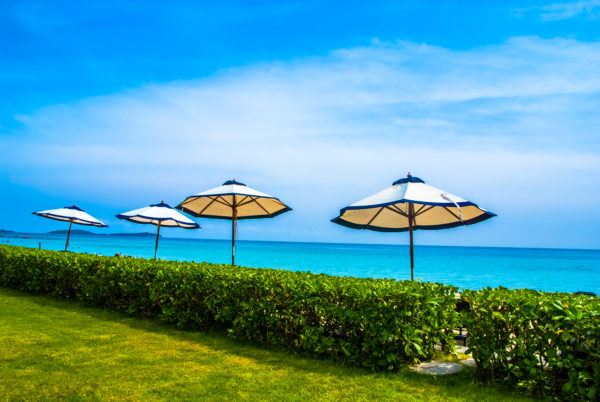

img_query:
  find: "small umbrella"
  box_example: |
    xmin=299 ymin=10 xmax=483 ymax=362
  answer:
xmin=331 ymin=173 xmax=496 ymax=280
xmin=116 ymin=201 xmax=200 ymax=259
xmin=33 ymin=204 xmax=108 ymax=251
xmin=176 ymin=179 xmax=291 ymax=265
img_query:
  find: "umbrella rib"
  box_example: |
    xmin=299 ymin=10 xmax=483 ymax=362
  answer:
xmin=386 ymin=204 xmax=408 ymax=218
xmin=195 ymin=196 xmax=231 ymax=216
xmin=195 ymin=197 xmax=220 ymax=215
xmin=236 ymin=196 xmax=256 ymax=207
xmin=442 ymin=206 xmax=462 ymax=222
xmin=213 ymin=196 xmax=233 ymax=207
xmin=210 ymin=195 xmax=233 ymax=212
xmin=415 ymin=205 xmax=435 ymax=216
xmin=234 ymin=195 xmax=251 ymax=207
xmin=414 ymin=204 xmax=426 ymax=215
xmin=365 ymin=207 xmax=385 ymax=226
xmin=251 ymin=197 xmax=272 ymax=216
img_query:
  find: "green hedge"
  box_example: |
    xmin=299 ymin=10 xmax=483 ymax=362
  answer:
xmin=461 ymin=287 xmax=600 ymax=400
xmin=0 ymin=245 xmax=458 ymax=370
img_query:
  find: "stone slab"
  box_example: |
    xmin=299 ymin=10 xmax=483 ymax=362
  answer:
xmin=410 ymin=361 xmax=464 ymax=375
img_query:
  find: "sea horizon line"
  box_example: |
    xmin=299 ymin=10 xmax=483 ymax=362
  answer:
xmin=3 ymin=229 xmax=599 ymax=253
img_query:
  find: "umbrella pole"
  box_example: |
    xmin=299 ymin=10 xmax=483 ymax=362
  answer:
xmin=65 ymin=219 xmax=73 ymax=252
xmin=409 ymin=225 xmax=414 ymax=281
xmin=232 ymin=218 xmax=236 ymax=265
xmin=154 ymin=222 xmax=161 ymax=260
xmin=232 ymin=201 xmax=237 ymax=266
xmin=409 ymin=203 xmax=414 ymax=281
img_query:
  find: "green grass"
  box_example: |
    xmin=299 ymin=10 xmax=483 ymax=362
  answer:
xmin=0 ymin=287 xmax=532 ymax=401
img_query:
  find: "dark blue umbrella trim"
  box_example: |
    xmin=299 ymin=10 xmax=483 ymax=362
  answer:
xmin=392 ymin=176 xmax=425 ymax=185
xmin=64 ymin=205 xmax=85 ymax=211
xmin=222 ymin=180 xmax=246 ymax=186
xmin=331 ymin=211 xmax=496 ymax=232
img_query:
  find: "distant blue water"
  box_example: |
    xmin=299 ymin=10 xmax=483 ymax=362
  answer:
xmin=2 ymin=232 xmax=599 ymax=294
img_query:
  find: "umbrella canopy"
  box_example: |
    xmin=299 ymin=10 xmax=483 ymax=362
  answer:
xmin=33 ymin=204 xmax=107 ymax=251
xmin=176 ymin=179 xmax=291 ymax=265
xmin=332 ymin=174 xmax=496 ymax=280
xmin=116 ymin=201 xmax=199 ymax=259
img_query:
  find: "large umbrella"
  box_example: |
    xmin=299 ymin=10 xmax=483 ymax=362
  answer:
xmin=116 ymin=201 xmax=200 ymax=259
xmin=33 ymin=204 xmax=108 ymax=251
xmin=331 ymin=174 xmax=496 ymax=280
xmin=176 ymin=179 xmax=291 ymax=265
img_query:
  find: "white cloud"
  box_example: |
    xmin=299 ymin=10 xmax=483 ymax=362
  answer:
xmin=3 ymin=36 xmax=600 ymax=247
xmin=540 ymin=0 xmax=600 ymax=21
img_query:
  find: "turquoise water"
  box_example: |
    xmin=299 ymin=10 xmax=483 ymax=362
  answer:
xmin=2 ymin=232 xmax=599 ymax=294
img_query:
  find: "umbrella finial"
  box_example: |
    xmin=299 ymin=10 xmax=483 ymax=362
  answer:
xmin=222 ymin=179 xmax=245 ymax=186
xmin=407 ymin=172 xmax=411 ymax=178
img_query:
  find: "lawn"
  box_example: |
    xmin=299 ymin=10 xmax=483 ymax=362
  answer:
xmin=0 ymin=287 xmax=531 ymax=401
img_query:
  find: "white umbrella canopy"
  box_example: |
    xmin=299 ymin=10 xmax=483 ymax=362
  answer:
xmin=332 ymin=174 xmax=496 ymax=280
xmin=33 ymin=204 xmax=108 ymax=251
xmin=176 ymin=179 xmax=292 ymax=265
xmin=116 ymin=201 xmax=200 ymax=259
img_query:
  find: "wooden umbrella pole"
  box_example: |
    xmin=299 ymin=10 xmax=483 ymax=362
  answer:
xmin=232 ymin=195 xmax=237 ymax=266
xmin=409 ymin=203 xmax=414 ymax=281
xmin=154 ymin=221 xmax=161 ymax=260
xmin=65 ymin=219 xmax=73 ymax=252
xmin=232 ymin=217 xmax=237 ymax=265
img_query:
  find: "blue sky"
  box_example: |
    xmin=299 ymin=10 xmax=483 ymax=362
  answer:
xmin=1 ymin=0 xmax=600 ymax=248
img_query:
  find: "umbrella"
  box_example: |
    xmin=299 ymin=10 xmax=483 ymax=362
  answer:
xmin=33 ymin=204 xmax=108 ymax=251
xmin=176 ymin=179 xmax=291 ymax=265
xmin=331 ymin=173 xmax=496 ymax=280
xmin=116 ymin=201 xmax=200 ymax=259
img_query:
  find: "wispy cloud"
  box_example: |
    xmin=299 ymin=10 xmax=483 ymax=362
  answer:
xmin=539 ymin=0 xmax=600 ymax=21
xmin=3 ymin=36 xmax=600 ymax=247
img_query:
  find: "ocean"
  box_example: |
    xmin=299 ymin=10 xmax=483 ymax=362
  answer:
xmin=2 ymin=232 xmax=599 ymax=294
